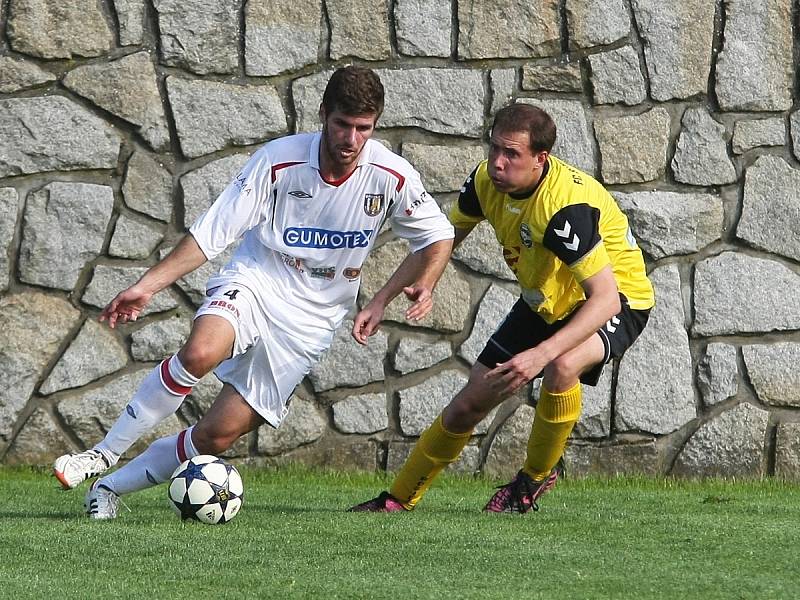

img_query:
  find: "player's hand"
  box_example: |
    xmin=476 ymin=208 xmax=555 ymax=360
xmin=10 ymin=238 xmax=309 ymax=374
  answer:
xmin=484 ymin=349 xmax=548 ymax=396
xmin=99 ymin=285 xmax=153 ymax=329
xmin=403 ymin=284 xmax=433 ymax=322
xmin=351 ymin=302 xmax=385 ymax=346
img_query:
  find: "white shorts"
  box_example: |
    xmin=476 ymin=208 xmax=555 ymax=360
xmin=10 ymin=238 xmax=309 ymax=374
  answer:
xmin=195 ymin=281 xmax=328 ymax=428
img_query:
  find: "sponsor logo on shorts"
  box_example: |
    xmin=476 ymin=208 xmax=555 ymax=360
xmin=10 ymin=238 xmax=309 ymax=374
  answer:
xmin=310 ymin=266 xmax=336 ymax=280
xmin=405 ymin=191 xmax=429 ymax=216
xmin=520 ymin=223 xmax=533 ymax=248
xmin=283 ymin=227 xmax=373 ymax=249
xmin=343 ymin=267 xmax=361 ymax=280
xmin=208 ymin=299 xmax=241 ymax=319
xmin=364 ymin=193 xmax=384 ymax=216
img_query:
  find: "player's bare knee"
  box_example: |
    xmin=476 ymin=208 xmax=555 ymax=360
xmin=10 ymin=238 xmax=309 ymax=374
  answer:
xmin=191 ymin=423 xmax=232 ymax=455
xmin=444 ymin=391 xmax=491 ymax=431
xmin=195 ymin=434 xmax=232 ymax=456
xmin=543 ymin=357 xmax=580 ymax=390
xmin=177 ymin=344 xmax=218 ymax=378
xmin=443 ymin=402 xmax=473 ymax=431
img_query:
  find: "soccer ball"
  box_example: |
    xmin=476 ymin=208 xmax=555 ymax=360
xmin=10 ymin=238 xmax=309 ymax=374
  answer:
xmin=168 ymin=455 xmax=244 ymax=524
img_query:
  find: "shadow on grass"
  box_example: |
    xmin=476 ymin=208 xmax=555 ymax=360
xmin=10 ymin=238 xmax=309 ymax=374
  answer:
xmin=0 ymin=510 xmax=81 ymax=519
xmin=244 ymin=502 xmax=346 ymax=514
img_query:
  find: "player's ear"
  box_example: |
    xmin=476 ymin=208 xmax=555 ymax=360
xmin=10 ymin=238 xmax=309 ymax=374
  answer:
xmin=318 ymin=104 xmax=326 ymax=124
xmin=535 ymin=150 xmax=549 ymax=169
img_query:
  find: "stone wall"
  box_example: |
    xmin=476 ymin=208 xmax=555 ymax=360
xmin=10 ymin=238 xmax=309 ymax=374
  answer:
xmin=1 ymin=0 xmax=799 ymax=480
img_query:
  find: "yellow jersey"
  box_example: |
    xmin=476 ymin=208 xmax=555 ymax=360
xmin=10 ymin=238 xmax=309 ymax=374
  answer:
xmin=450 ymin=156 xmax=654 ymax=323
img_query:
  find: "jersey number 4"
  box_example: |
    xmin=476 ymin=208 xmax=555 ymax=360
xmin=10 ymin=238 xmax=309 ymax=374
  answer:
xmin=223 ymin=289 xmax=240 ymax=300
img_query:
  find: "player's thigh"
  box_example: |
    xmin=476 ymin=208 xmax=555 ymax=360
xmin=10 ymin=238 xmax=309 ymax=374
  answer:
xmin=193 ymin=384 xmax=265 ymax=452
xmin=543 ymin=333 xmax=606 ymax=390
xmin=182 ymin=282 xmax=260 ymax=376
xmin=563 ymin=298 xmax=651 ymax=388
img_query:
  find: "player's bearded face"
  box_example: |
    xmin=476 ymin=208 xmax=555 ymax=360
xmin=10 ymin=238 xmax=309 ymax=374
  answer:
xmin=487 ymin=129 xmax=547 ymax=195
xmin=320 ymin=110 xmax=377 ymax=168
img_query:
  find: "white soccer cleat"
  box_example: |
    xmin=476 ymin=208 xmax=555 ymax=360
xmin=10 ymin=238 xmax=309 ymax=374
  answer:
xmin=85 ymin=481 xmax=120 ymax=520
xmin=53 ymin=449 xmax=110 ymax=490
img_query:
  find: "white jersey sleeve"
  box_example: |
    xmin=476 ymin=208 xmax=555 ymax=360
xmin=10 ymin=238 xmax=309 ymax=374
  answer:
xmin=374 ymin=152 xmax=454 ymax=252
xmin=189 ymin=149 xmax=274 ymax=260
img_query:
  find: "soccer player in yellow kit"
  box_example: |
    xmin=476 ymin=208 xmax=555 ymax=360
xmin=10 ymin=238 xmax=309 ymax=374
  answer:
xmin=351 ymin=103 xmax=655 ymax=513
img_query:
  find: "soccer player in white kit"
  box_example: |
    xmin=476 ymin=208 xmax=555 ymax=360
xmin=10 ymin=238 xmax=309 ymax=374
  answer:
xmin=53 ymin=66 xmax=455 ymax=519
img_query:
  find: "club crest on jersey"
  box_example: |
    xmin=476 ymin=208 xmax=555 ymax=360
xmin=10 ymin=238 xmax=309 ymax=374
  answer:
xmin=519 ymin=223 xmax=533 ymax=248
xmin=343 ymin=267 xmax=361 ymax=280
xmin=364 ymin=194 xmax=384 ymax=216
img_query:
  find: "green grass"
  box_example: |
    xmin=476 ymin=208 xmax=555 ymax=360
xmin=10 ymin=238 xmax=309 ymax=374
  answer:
xmin=1 ymin=467 xmax=798 ymax=599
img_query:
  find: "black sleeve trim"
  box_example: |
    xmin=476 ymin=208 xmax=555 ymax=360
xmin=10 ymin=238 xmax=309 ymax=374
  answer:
xmin=542 ymin=203 xmax=601 ymax=266
xmin=457 ymin=166 xmax=483 ymax=218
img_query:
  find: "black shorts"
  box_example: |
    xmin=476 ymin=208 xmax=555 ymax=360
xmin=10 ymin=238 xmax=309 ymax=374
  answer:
xmin=476 ymin=294 xmax=650 ymax=386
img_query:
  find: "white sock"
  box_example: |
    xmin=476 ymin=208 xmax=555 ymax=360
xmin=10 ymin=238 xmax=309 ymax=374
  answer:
xmin=100 ymin=426 xmax=199 ymax=496
xmin=94 ymin=355 xmax=199 ymax=465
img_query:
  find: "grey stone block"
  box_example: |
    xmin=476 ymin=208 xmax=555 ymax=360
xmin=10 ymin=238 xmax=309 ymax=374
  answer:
xmin=631 ymin=0 xmax=715 ymax=100
xmin=20 ymin=182 xmax=114 ymax=291
xmin=616 ymin=265 xmax=695 ymax=434
xmin=0 ymin=97 xmax=121 ymax=177
xmin=673 ymin=403 xmax=768 ymax=478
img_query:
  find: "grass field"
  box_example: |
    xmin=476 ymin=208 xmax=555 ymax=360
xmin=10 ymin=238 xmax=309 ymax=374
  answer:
xmin=1 ymin=466 xmax=798 ymax=599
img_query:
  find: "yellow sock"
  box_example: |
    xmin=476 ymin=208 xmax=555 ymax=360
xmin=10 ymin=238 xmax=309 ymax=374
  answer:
xmin=390 ymin=414 xmax=472 ymax=509
xmin=522 ymin=382 xmax=582 ymax=480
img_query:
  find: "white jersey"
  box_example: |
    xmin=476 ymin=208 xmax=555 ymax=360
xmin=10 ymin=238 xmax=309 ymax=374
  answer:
xmin=190 ymin=132 xmax=454 ymax=344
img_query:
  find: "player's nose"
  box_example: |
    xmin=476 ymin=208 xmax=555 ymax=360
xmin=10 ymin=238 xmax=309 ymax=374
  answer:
xmin=344 ymin=127 xmax=358 ymax=145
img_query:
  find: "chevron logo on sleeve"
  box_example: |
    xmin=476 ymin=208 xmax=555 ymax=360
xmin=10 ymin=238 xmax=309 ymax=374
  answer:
xmin=554 ymin=220 xmax=580 ymax=251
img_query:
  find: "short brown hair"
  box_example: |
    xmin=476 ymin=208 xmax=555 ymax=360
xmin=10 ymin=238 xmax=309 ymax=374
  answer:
xmin=322 ymin=66 xmax=385 ymax=119
xmin=492 ymin=104 xmax=557 ymax=154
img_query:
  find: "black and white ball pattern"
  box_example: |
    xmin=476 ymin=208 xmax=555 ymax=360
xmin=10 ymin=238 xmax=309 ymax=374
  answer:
xmin=168 ymin=455 xmax=244 ymax=524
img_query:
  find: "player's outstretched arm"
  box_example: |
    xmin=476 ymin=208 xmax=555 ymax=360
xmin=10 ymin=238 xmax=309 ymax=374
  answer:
xmin=100 ymin=234 xmax=208 ymax=329
xmin=352 ymin=238 xmax=453 ymax=345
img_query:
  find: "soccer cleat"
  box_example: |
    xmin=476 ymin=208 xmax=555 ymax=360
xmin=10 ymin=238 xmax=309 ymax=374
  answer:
xmin=483 ymin=459 xmax=565 ymax=514
xmin=347 ymin=491 xmax=409 ymax=513
xmin=53 ymin=449 xmax=110 ymax=490
xmin=85 ymin=481 xmax=120 ymax=520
